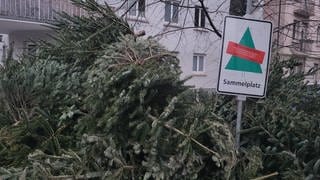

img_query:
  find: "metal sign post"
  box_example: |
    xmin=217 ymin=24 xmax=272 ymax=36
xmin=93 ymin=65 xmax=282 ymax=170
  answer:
xmin=236 ymin=95 xmax=246 ymax=150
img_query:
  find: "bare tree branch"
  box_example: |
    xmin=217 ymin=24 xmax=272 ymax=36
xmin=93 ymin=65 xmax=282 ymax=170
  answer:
xmin=198 ymin=0 xmax=222 ymax=38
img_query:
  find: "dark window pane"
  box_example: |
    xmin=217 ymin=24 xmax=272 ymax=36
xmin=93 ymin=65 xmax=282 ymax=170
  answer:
xmin=229 ymin=0 xmax=246 ymax=16
xmin=172 ymin=2 xmax=179 ymax=23
xmin=193 ymin=56 xmax=198 ymax=71
xmin=164 ymin=1 xmax=171 ymax=22
xmin=195 ymin=7 xmax=199 ymax=27
xmin=200 ymin=9 xmax=205 ymax=27
xmin=198 ymin=56 xmax=204 ymax=71
xmin=138 ymin=0 xmax=145 ymax=16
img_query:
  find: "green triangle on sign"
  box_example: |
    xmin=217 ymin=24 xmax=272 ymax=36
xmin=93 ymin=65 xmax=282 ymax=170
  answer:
xmin=239 ymin=28 xmax=255 ymax=48
xmin=226 ymin=56 xmax=262 ymax=73
xmin=225 ymin=27 xmax=262 ymax=74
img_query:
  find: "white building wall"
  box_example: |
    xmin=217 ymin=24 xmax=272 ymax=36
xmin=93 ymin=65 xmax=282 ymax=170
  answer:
xmin=103 ymin=0 xmax=230 ymax=89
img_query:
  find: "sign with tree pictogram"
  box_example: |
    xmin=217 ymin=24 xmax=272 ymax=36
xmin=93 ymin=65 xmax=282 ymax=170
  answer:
xmin=217 ymin=16 xmax=272 ymax=98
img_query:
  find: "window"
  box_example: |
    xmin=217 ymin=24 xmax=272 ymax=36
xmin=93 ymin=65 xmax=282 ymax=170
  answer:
xmin=299 ymin=22 xmax=308 ymax=50
xmin=192 ymin=54 xmax=205 ymax=72
xmin=317 ymin=26 xmax=320 ymax=43
xmin=301 ymin=22 xmax=308 ymax=40
xmin=164 ymin=1 xmax=179 ymax=23
xmin=128 ymin=0 xmax=145 ymax=17
xmin=194 ymin=6 xmax=205 ymax=27
xmin=293 ymin=20 xmax=299 ymax=39
xmin=229 ymin=0 xmax=246 ymax=16
xmin=293 ymin=20 xmax=309 ymax=51
xmin=293 ymin=21 xmax=308 ymax=40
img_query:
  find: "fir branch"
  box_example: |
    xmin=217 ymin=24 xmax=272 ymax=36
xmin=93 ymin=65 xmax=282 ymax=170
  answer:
xmin=148 ymin=114 xmax=221 ymax=158
xmin=251 ymin=172 xmax=279 ymax=180
xmin=47 ymin=171 xmax=103 ymax=179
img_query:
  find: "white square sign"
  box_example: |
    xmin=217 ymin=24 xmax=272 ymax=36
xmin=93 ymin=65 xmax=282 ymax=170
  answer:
xmin=217 ymin=16 xmax=272 ymax=98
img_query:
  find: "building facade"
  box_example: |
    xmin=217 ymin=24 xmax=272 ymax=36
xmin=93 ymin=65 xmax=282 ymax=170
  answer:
xmin=0 ymin=0 xmax=265 ymax=89
xmin=264 ymin=0 xmax=320 ymax=84
xmin=109 ymin=0 xmax=265 ymax=88
xmin=0 ymin=0 xmax=83 ymax=59
xmin=101 ymin=0 xmax=232 ymax=88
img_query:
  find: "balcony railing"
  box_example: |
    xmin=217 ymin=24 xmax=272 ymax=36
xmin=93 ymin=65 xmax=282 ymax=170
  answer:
xmin=0 ymin=0 xmax=84 ymax=23
xmin=292 ymin=39 xmax=313 ymax=52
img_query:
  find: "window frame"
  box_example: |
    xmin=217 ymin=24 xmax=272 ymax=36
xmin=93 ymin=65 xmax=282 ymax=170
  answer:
xmin=194 ymin=5 xmax=206 ymax=28
xmin=317 ymin=26 xmax=320 ymax=44
xmin=164 ymin=1 xmax=179 ymax=23
xmin=128 ymin=0 xmax=146 ymax=17
xmin=192 ymin=54 xmax=205 ymax=73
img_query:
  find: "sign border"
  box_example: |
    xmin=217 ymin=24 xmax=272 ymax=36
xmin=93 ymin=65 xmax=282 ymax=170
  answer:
xmin=217 ymin=16 xmax=273 ymax=98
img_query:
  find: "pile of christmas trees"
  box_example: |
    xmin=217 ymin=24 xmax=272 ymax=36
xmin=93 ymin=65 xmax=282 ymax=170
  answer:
xmin=0 ymin=0 xmax=236 ymax=179
xmin=1 ymin=0 xmax=320 ymax=179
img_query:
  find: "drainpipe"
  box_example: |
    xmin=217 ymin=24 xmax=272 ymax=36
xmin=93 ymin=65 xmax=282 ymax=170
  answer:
xmin=277 ymin=0 xmax=282 ymax=53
